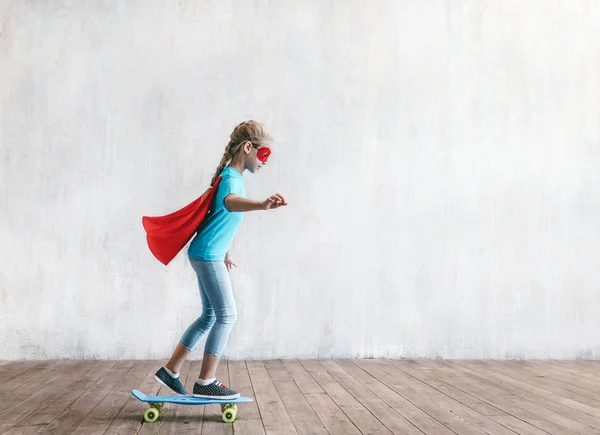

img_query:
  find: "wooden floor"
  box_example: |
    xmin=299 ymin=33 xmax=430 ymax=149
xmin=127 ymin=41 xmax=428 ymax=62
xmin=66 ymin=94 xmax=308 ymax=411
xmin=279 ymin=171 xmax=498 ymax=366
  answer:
xmin=0 ymin=360 xmax=599 ymax=435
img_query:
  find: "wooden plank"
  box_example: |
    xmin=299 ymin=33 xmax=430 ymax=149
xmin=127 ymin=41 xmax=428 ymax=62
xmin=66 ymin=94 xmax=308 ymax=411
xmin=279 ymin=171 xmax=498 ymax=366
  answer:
xmin=281 ymin=360 xmax=362 ymax=435
xmin=457 ymin=361 xmax=600 ymax=430
xmin=228 ymin=360 xmax=266 ymax=435
xmin=393 ymin=361 xmax=505 ymax=416
xmin=68 ymin=360 xmax=156 ymax=435
xmin=352 ymin=360 xmax=488 ymax=435
xmin=0 ymin=392 xmax=31 ymax=411
xmin=569 ymin=360 xmax=600 ymax=369
xmin=113 ymin=360 xmax=137 ymax=369
xmin=300 ymin=359 xmax=394 ymax=435
xmin=320 ymin=360 xmax=425 ymax=435
xmin=280 ymin=360 xmax=324 ymax=394
xmin=424 ymin=360 xmax=582 ymax=435
xmin=490 ymin=361 xmax=600 ymax=410
xmin=393 ymin=360 xmax=549 ymax=435
xmin=0 ymin=361 xmax=58 ymax=393
xmin=390 ymin=360 xmax=553 ymax=435
xmin=335 ymin=359 xmax=454 ymax=435
xmin=525 ymin=361 xmax=600 ymax=391
xmin=448 ymin=361 xmax=599 ymax=434
xmin=39 ymin=362 xmax=129 ymax=435
xmin=0 ymin=362 xmax=96 ymax=433
xmin=245 ymin=360 xmax=298 ymax=435
xmin=0 ymin=361 xmax=41 ymax=383
xmin=264 ymin=359 xmax=328 ymax=435
xmin=506 ymin=361 xmax=600 ymax=402
xmin=5 ymin=358 xmax=599 ymax=435
xmin=543 ymin=360 xmax=600 ymax=378
xmin=550 ymin=360 xmax=600 ymax=382
xmin=523 ymin=360 xmax=600 ymax=383
xmin=15 ymin=361 xmax=81 ymax=395
xmin=95 ymin=360 xmax=164 ymax=435
xmin=2 ymin=425 xmax=46 ymax=435
xmin=21 ymin=361 xmax=109 ymax=426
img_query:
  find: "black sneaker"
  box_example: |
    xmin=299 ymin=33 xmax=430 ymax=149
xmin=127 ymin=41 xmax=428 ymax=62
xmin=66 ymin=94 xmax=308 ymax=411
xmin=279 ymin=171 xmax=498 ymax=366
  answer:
xmin=193 ymin=379 xmax=240 ymax=399
xmin=154 ymin=367 xmax=188 ymax=395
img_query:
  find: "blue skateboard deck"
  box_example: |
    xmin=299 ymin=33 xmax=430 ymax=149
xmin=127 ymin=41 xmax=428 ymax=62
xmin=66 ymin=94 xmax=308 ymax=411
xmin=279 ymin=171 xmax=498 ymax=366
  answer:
xmin=132 ymin=389 xmax=253 ymax=423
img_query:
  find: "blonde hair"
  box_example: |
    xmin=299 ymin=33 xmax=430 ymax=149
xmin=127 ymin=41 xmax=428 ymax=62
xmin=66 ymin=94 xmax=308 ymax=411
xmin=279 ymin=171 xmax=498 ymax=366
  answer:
xmin=210 ymin=120 xmax=273 ymax=186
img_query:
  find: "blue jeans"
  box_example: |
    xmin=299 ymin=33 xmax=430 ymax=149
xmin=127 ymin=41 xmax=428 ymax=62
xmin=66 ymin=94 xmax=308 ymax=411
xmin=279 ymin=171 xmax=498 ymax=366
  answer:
xmin=179 ymin=258 xmax=238 ymax=357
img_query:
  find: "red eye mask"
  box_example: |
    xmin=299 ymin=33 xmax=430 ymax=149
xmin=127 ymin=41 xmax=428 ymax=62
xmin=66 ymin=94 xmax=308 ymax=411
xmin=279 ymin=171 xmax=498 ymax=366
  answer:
xmin=257 ymin=147 xmax=271 ymax=163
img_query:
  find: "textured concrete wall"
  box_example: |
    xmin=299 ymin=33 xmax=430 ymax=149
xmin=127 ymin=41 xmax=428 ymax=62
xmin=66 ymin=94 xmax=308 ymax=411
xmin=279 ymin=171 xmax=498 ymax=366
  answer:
xmin=1 ymin=1 xmax=599 ymax=360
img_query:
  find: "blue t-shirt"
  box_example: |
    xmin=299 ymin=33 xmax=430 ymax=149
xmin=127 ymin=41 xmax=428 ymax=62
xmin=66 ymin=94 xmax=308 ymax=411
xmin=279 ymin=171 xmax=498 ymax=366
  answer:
xmin=188 ymin=166 xmax=245 ymax=261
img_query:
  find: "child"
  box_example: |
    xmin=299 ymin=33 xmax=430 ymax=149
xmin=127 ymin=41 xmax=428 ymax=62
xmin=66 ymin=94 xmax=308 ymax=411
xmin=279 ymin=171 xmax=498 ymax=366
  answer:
xmin=154 ymin=120 xmax=287 ymax=398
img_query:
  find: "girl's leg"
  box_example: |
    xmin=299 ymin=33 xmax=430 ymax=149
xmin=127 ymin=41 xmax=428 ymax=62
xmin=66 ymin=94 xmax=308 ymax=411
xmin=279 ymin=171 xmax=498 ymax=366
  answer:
xmin=191 ymin=260 xmax=237 ymax=381
xmin=165 ymin=343 xmax=191 ymax=375
xmin=172 ymin=271 xmax=216 ymax=370
xmin=189 ymin=260 xmax=240 ymax=398
xmin=199 ymin=354 xmax=220 ymax=380
xmin=155 ymin=264 xmax=216 ymax=394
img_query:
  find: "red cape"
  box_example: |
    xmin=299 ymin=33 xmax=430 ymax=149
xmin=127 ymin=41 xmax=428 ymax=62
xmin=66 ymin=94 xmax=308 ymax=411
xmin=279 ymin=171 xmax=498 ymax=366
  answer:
xmin=142 ymin=176 xmax=222 ymax=265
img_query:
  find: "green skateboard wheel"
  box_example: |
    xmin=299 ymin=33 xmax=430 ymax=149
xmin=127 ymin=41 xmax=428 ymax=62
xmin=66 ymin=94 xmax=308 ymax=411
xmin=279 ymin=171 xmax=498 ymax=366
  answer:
xmin=222 ymin=407 xmax=237 ymax=423
xmin=144 ymin=407 xmax=160 ymax=423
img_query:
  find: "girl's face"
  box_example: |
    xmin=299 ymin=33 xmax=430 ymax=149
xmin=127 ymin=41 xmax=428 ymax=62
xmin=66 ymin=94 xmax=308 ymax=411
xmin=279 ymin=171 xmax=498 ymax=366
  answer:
xmin=244 ymin=141 xmax=272 ymax=173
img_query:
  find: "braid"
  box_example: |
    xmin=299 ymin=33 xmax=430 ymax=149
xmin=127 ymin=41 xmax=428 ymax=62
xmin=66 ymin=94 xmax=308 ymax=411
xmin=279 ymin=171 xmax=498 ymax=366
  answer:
xmin=210 ymin=140 xmax=244 ymax=186
xmin=211 ymin=145 xmax=233 ymax=186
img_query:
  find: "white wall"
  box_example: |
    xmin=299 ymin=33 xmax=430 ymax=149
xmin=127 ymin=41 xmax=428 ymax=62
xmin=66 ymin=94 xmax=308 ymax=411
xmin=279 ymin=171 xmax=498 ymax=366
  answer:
xmin=1 ymin=1 xmax=599 ymax=360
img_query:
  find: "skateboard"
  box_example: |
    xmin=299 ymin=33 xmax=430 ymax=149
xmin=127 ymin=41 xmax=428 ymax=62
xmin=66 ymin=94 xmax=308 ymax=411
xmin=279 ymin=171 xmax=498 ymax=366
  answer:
xmin=132 ymin=389 xmax=254 ymax=423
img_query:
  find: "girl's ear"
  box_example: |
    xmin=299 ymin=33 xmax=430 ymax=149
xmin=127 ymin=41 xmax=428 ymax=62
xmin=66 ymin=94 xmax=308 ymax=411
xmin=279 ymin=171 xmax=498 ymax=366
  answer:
xmin=243 ymin=141 xmax=252 ymax=153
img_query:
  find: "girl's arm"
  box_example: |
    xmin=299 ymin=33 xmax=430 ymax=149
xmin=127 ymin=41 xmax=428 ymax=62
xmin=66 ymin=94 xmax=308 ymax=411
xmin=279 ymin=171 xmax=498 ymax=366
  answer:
xmin=224 ymin=193 xmax=287 ymax=212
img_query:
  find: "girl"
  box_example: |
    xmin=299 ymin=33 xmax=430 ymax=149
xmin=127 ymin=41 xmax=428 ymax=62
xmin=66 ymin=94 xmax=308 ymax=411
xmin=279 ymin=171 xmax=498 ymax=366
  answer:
xmin=154 ymin=120 xmax=287 ymax=398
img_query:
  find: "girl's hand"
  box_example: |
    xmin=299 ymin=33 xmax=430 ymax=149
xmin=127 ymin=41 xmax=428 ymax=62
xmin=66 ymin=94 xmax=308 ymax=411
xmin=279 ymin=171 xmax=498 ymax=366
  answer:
xmin=262 ymin=193 xmax=288 ymax=210
xmin=224 ymin=253 xmax=237 ymax=272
